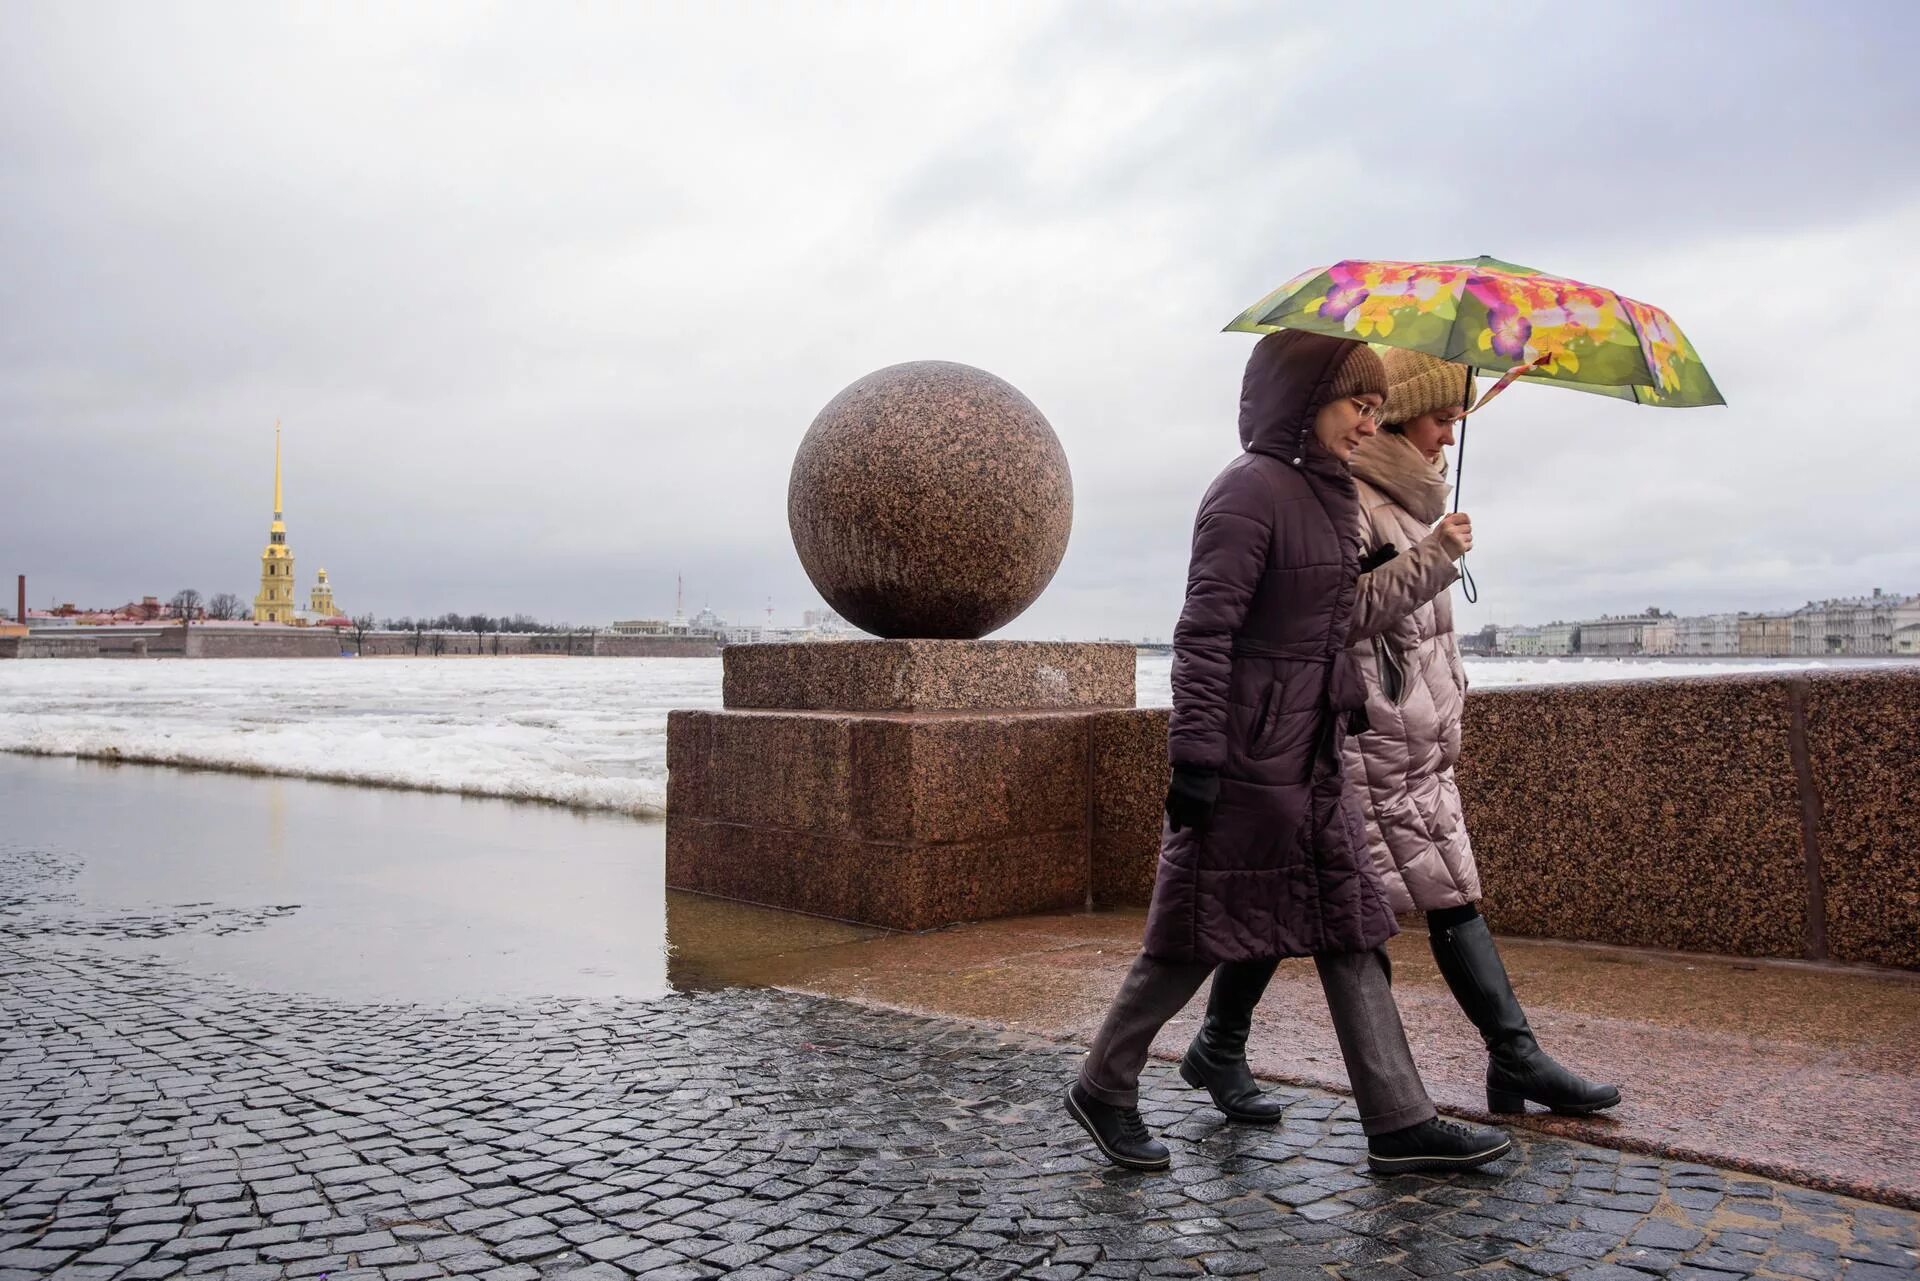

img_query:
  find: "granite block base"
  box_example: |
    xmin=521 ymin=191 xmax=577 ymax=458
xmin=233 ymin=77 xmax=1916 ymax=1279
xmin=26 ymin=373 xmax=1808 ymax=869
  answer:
xmin=666 ymin=815 xmax=1088 ymax=931
xmin=721 ymin=639 xmax=1135 ymax=712
xmin=666 ymin=708 xmax=1097 ymax=930
xmin=666 ymin=641 xmax=1139 ymax=931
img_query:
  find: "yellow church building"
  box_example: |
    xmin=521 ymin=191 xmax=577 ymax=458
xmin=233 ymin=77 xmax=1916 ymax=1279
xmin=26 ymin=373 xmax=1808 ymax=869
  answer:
xmin=253 ymin=424 xmax=297 ymax=623
xmin=252 ymin=422 xmax=347 ymax=625
xmin=309 ymin=569 xmax=338 ymax=618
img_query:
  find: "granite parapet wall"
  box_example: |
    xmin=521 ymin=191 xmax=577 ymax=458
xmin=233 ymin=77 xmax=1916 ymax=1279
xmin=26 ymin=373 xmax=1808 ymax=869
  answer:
xmin=172 ymin=627 xmax=344 ymax=658
xmin=1457 ymin=677 xmax=1808 ymax=960
xmin=354 ymin=631 xmax=542 ymax=657
xmin=1086 ymin=670 xmax=1920 ymax=970
xmin=347 ymin=632 xmax=718 ymax=657
xmin=1803 ymin=674 xmax=1920 ymax=968
xmin=0 ymin=634 xmax=102 ymax=659
xmin=592 ymin=635 xmax=722 ymax=658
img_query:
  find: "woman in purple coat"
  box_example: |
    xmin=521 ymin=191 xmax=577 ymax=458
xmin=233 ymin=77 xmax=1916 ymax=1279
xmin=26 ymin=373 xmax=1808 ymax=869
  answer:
xmin=1065 ymin=330 xmax=1510 ymax=1175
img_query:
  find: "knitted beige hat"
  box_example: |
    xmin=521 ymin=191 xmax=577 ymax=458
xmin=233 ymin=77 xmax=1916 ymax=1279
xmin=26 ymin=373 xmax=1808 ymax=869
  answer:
xmin=1327 ymin=342 xmax=1388 ymax=402
xmin=1380 ymin=348 xmax=1475 ymax=426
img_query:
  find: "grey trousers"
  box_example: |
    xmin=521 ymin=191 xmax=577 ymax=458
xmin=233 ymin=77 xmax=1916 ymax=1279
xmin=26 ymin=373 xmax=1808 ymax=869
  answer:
xmin=1077 ymin=948 xmax=1437 ymax=1136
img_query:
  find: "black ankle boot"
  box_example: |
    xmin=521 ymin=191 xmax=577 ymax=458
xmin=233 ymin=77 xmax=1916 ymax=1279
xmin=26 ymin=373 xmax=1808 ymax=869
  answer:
xmin=1177 ymin=958 xmax=1286 ymax=1123
xmin=1367 ymin=1116 xmax=1511 ymax=1174
xmin=1429 ymin=914 xmax=1621 ymax=1116
xmin=1065 ymin=1082 xmax=1170 ymax=1170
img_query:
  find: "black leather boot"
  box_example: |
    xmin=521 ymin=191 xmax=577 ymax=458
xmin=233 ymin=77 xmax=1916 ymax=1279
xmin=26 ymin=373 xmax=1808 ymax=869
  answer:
xmin=1065 ymin=1082 xmax=1170 ymax=1170
xmin=1429 ymin=914 xmax=1621 ymax=1115
xmin=1177 ymin=959 xmax=1287 ymax=1122
xmin=1367 ymin=1116 xmax=1511 ymax=1174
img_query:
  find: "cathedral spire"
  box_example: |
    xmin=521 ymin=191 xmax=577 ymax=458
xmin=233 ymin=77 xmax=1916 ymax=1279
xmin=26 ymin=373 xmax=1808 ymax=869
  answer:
xmin=253 ymin=420 xmax=296 ymax=623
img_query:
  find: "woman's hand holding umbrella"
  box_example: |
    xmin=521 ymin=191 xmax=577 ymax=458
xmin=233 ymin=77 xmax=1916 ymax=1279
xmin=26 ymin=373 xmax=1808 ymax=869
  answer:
xmin=1434 ymin=512 xmax=1473 ymax=558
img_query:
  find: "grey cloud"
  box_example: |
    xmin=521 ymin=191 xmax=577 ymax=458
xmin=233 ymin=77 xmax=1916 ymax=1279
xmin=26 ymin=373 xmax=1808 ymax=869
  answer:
xmin=1 ymin=1 xmax=1914 ymax=638
xmin=895 ymin=1 xmax=1920 ymax=265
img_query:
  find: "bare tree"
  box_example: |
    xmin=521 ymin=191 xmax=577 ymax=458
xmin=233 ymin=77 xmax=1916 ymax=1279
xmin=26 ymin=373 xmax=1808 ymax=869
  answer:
xmin=350 ymin=613 xmax=375 ymax=654
xmin=468 ymin=614 xmax=490 ymax=654
xmin=429 ymin=630 xmax=447 ymax=657
xmin=169 ymin=589 xmax=203 ymax=631
xmin=412 ymin=619 xmax=426 ymax=656
xmin=206 ymin=592 xmax=242 ymax=620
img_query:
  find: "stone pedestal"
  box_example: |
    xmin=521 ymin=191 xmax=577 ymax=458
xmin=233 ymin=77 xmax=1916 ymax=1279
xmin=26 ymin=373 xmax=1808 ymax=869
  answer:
xmin=666 ymin=640 xmax=1136 ymax=931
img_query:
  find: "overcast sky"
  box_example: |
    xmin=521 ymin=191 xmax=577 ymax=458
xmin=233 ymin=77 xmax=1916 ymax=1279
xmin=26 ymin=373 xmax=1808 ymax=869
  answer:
xmin=4 ymin=1 xmax=1915 ymax=638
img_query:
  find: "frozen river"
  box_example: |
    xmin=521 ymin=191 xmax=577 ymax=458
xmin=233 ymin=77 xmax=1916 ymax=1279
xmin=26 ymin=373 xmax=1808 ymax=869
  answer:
xmin=0 ymin=653 xmax=1895 ymax=817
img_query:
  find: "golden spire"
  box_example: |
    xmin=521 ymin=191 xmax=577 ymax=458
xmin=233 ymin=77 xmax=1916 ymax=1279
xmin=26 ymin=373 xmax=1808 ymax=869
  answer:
xmin=254 ymin=418 xmax=296 ymax=624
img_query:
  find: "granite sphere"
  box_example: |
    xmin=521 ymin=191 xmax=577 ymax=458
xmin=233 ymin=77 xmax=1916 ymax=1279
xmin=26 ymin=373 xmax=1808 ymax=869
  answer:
xmin=788 ymin=361 xmax=1073 ymax=639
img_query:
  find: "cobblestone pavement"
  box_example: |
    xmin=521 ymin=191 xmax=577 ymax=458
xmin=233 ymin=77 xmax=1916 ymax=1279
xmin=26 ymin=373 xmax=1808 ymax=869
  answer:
xmin=3 ymin=854 xmax=1917 ymax=1281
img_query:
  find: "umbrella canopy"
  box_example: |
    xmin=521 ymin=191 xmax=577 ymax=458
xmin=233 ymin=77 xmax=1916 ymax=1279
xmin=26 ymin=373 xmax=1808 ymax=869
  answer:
xmin=1225 ymin=255 xmax=1723 ymax=409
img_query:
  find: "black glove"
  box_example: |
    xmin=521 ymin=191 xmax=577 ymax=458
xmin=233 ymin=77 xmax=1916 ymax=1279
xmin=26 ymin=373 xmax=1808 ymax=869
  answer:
xmin=1359 ymin=542 xmax=1400 ymax=573
xmin=1165 ymin=765 xmax=1220 ymax=835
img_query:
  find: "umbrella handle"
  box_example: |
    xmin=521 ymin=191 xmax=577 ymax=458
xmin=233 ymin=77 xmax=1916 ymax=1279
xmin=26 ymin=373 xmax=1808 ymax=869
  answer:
xmin=1452 ymin=416 xmax=1467 ymax=514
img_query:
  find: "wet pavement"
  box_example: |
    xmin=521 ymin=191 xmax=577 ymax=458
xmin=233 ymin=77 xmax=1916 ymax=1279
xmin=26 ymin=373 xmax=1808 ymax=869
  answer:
xmin=6 ymin=890 xmax=1919 ymax=1281
xmin=4 ymin=756 xmax=1919 ymax=1278
xmin=686 ymin=911 xmax=1920 ymax=1212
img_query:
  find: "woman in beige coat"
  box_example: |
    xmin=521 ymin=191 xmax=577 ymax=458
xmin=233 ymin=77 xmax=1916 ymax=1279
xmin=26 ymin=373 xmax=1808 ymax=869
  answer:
xmin=1343 ymin=348 xmax=1619 ymax=1116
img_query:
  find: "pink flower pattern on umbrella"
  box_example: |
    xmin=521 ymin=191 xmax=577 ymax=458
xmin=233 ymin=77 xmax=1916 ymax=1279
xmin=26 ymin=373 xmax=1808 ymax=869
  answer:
xmin=1316 ymin=263 xmax=1370 ymax=322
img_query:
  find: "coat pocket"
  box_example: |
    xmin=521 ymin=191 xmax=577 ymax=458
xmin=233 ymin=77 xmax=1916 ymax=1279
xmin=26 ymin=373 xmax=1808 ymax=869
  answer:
xmin=1247 ymin=681 xmax=1285 ymax=758
xmin=1373 ymin=635 xmax=1408 ymax=707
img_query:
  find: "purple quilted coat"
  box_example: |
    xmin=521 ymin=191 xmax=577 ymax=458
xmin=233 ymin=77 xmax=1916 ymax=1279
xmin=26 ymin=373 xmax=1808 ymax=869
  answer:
xmin=1141 ymin=331 xmax=1399 ymax=964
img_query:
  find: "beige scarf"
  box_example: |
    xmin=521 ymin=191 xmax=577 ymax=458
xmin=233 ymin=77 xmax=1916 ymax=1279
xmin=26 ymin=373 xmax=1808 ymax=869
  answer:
xmin=1350 ymin=430 xmax=1450 ymax=524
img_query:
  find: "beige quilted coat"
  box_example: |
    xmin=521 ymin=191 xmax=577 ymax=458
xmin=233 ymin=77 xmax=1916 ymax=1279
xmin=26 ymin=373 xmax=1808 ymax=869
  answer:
xmin=1343 ymin=431 xmax=1480 ymax=913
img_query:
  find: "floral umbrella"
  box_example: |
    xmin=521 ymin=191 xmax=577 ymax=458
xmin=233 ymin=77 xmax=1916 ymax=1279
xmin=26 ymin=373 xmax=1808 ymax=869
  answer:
xmin=1226 ymin=257 xmax=1724 ymax=603
xmin=1224 ymin=255 xmax=1724 ymax=409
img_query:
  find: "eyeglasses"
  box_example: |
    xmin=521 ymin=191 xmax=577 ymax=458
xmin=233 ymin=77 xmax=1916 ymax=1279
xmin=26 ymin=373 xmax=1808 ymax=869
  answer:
xmin=1350 ymin=398 xmax=1384 ymax=422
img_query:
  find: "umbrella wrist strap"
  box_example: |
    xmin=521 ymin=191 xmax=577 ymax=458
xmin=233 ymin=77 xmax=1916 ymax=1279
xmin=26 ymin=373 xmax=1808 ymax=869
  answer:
xmin=1468 ymin=352 xmax=1553 ymax=416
